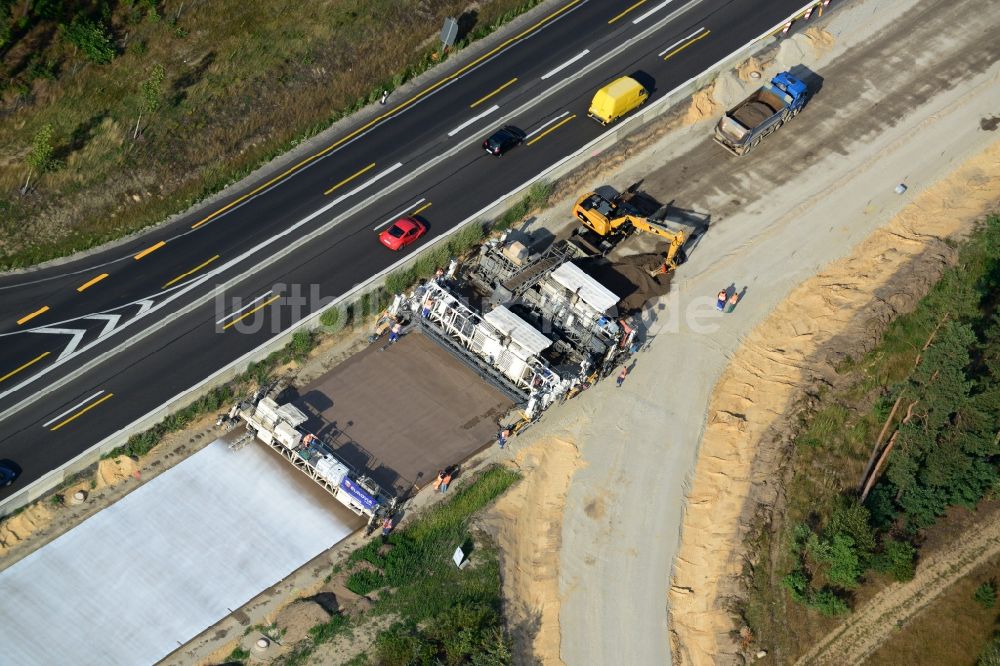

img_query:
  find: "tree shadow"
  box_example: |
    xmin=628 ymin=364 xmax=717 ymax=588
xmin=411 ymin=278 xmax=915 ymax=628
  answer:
xmin=171 ymin=50 xmax=216 ymax=105
xmin=456 ymin=10 xmax=479 ymax=42
xmin=53 ymin=112 xmax=109 ymax=162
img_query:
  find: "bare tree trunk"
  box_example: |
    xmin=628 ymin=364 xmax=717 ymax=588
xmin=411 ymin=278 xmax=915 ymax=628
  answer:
xmin=21 ymin=168 xmax=32 ymax=195
xmin=133 ymin=112 xmax=142 ymax=140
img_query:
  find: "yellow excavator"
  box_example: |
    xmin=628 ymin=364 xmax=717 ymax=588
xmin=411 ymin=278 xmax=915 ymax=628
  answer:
xmin=572 ymin=189 xmax=687 ymax=276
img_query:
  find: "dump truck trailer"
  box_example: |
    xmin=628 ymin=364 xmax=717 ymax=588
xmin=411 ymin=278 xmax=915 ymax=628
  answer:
xmin=713 ymin=71 xmax=807 ymax=155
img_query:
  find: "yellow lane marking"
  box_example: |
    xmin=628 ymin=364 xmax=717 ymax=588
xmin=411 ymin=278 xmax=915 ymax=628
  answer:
xmin=0 ymin=351 xmax=51 ymax=384
xmin=470 ymin=78 xmax=518 ymax=108
xmin=17 ymin=306 xmax=50 ymax=325
xmin=608 ymin=0 xmax=648 ymax=24
xmin=411 ymin=202 xmax=433 ymax=216
xmin=527 ymin=114 xmax=575 ymax=145
xmin=189 ymin=0 xmax=583 ymax=230
xmin=134 ymin=240 xmax=166 ymax=260
xmin=324 ymin=163 xmax=377 ymax=196
xmin=162 ymin=254 xmax=220 ymax=289
xmin=663 ymin=29 xmax=711 ymax=60
xmin=77 ymin=273 xmax=109 ymax=292
xmin=50 ymin=393 xmax=114 ymax=431
xmin=223 ymin=294 xmax=281 ymax=330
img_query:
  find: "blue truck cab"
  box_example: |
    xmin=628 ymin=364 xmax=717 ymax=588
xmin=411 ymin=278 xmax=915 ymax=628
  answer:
xmin=713 ymin=71 xmax=808 ymax=155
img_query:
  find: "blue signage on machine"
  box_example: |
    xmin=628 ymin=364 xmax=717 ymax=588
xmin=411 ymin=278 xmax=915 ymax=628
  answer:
xmin=340 ymin=477 xmax=379 ymax=511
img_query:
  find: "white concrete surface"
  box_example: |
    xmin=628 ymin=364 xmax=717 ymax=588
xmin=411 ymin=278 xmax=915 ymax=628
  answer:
xmin=0 ymin=440 xmax=357 ymax=665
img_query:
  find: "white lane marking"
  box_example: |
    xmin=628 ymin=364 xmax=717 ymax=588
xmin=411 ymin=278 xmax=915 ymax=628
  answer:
xmin=332 ymin=163 xmax=403 ymax=207
xmin=659 ymin=27 xmax=706 ymax=56
xmin=216 ymin=291 xmax=275 ymax=325
xmin=374 ymin=199 xmax=426 ymax=231
xmin=540 ymin=49 xmax=590 ymax=80
xmin=34 ymin=327 xmax=87 ymax=361
xmin=84 ymin=313 xmax=122 ymax=339
xmin=43 ymin=390 xmax=105 ymax=427
xmin=525 ymin=111 xmax=571 ymax=139
xmin=634 ymin=0 xmax=675 ymax=24
xmin=447 ymin=105 xmax=500 ymax=137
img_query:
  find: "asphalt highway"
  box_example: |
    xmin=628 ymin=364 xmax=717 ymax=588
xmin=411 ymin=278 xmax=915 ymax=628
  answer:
xmin=0 ymin=0 xmax=812 ymax=499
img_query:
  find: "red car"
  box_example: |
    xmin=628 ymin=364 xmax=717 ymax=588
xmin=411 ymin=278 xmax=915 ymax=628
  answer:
xmin=379 ymin=217 xmax=427 ymax=251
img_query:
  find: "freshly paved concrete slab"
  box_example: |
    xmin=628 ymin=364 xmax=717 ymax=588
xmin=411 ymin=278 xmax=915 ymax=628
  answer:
xmin=295 ymin=330 xmax=513 ymax=495
xmin=0 ymin=439 xmax=360 ymax=666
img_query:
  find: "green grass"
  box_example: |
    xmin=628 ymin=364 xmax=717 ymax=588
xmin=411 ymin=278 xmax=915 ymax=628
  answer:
xmin=0 ymin=0 xmax=547 ymax=269
xmin=282 ymin=466 xmax=519 ymax=664
xmin=224 ymin=645 xmax=250 ymax=664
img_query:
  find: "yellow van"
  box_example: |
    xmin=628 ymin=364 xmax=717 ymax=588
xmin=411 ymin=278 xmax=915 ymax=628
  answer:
xmin=588 ymin=77 xmax=649 ymax=125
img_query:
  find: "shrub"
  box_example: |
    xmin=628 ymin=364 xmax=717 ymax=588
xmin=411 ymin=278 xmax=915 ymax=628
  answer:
xmin=781 ymin=570 xmax=809 ymax=604
xmin=809 ymin=588 xmax=850 ymax=616
xmin=61 ymin=19 xmax=116 ymax=64
xmin=320 ymin=306 xmax=341 ymax=330
xmin=871 ymin=539 xmax=916 ymax=581
xmin=289 ymin=330 xmax=314 ymax=361
xmin=975 ymin=582 xmax=997 ymax=609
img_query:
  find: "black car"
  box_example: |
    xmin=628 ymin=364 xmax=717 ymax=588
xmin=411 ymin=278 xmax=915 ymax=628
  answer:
xmin=0 ymin=461 xmax=18 ymax=488
xmin=483 ymin=126 xmax=526 ymax=156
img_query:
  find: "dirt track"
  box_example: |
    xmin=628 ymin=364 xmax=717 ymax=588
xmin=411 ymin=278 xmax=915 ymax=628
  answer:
xmin=494 ymin=0 xmax=1000 ymax=663
xmin=798 ymin=512 xmax=1000 ymax=665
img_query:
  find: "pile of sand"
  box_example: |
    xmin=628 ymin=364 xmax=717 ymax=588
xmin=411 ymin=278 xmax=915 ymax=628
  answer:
xmin=669 ymin=139 xmax=1000 ymax=664
xmin=95 ymin=456 xmax=140 ymax=489
xmin=736 ymin=56 xmax=763 ymax=81
xmin=0 ymin=503 xmax=54 ymax=556
xmin=274 ymin=599 xmax=331 ymax=644
xmin=683 ymin=85 xmax=721 ymax=125
xmin=802 ymin=26 xmax=835 ymax=58
xmin=486 ymin=438 xmax=583 ymax=665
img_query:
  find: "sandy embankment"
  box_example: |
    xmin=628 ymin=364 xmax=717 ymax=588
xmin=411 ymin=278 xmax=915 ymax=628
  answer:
xmin=486 ymin=438 xmax=583 ymax=665
xmin=669 ymin=137 xmax=1000 ymax=664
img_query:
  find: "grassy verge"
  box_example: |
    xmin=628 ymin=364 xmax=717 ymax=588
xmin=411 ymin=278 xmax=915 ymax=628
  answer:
xmin=738 ymin=216 xmax=1000 ymax=655
xmin=272 ymin=465 xmax=520 ymax=665
xmin=0 ymin=0 xmax=548 ymax=268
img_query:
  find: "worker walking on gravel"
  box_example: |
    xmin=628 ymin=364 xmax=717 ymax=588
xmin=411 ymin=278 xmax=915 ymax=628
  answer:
xmin=716 ymin=289 xmax=727 ymax=311
xmin=725 ymin=291 xmax=740 ymax=313
xmin=616 ymin=366 xmax=628 ymax=388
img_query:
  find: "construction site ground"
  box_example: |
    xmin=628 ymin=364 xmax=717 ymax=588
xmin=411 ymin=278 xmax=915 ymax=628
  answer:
xmin=4 ymin=0 xmax=999 ymax=662
xmin=178 ymin=0 xmax=1000 ymax=661
xmin=292 ymin=330 xmax=513 ymax=497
